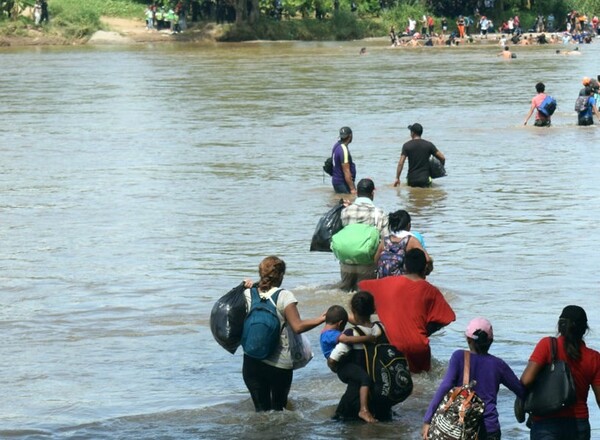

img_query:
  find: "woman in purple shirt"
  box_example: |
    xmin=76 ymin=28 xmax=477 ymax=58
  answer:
xmin=422 ymin=318 xmax=526 ymax=440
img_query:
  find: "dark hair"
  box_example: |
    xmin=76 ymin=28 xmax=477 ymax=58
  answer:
xmin=504 ymin=46 xmax=509 ymax=50
xmin=388 ymin=210 xmax=411 ymax=233
xmin=326 ymin=305 xmax=348 ymax=325
xmin=584 ymin=86 xmax=592 ymax=96
xmin=469 ymin=330 xmax=492 ymax=354
xmin=258 ymin=256 xmax=286 ymax=291
xmin=350 ymin=291 xmax=375 ymax=318
xmin=535 ymin=82 xmax=545 ymax=93
xmin=404 ymin=248 xmax=427 ymax=275
xmin=558 ymin=305 xmax=589 ymax=360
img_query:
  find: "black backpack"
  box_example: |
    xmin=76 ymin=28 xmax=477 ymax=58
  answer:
xmin=323 ymin=157 xmax=333 ymax=175
xmin=355 ymin=323 xmax=413 ymax=405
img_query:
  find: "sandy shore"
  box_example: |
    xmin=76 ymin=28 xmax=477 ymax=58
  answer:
xmin=0 ymin=17 xmax=224 ymax=47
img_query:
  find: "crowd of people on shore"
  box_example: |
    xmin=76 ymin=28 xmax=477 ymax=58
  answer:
xmin=389 ymin=9 xmax=600 ymax=48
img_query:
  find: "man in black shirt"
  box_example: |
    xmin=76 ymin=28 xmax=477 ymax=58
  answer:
xmin=394 ymin=123 xmax=446 ymax=188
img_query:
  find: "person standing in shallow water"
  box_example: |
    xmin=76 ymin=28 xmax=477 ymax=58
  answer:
xmin=394 ymin=123 xmax=445 ymax=188
xmin=520 ymin=305 xmax=600 ymax=440
xmin=524 ymin=82 xmax=551 ymax=127
xmin=331 ymin=126 xmax=356 ymax=194
xmin=242 ymin=256 xmax=325 ymax=411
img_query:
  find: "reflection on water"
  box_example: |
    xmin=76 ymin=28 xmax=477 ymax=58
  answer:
xmin=0 ymin=40 xmax=599 ymax=438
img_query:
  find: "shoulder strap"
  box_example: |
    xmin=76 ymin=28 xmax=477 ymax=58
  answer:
xmin=250 ymin=287 xmax=260 ymax=306
xmin=463 ymin=350 xmax=471 ymax=386
xmin=353 ymin=325 xmax=365 ymax=336
xmin=550 ymin=337 xmax=557 ymax=363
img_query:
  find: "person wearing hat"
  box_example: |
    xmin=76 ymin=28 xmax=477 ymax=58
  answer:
xmin=337 ymin=178 xmax=388 ymax=291
xmin=521 ymin=306 xmax=600 ymax=440
xmin=576 ymin=86 xmax=600 ymax=126
xmin=422 ymin=317 xmax=525 ymax=440
xmin=394 ymin=123 xmax=446 ymax=188
xmin=331 ymin=126 xmax=356 ymax=194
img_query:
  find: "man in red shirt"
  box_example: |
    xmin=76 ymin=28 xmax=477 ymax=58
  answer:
xmin=524 ymin=82 xmax=551 ymax=127
xmin=358 ymin=248 xmax=455 ymax=373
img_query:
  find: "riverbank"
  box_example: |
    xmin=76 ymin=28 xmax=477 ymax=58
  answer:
xmin=0 ymin=17 xmax=225 ymax=47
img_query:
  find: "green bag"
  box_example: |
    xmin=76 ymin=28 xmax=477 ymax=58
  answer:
xmin=331 ymin=223 xmax=380 ymax=265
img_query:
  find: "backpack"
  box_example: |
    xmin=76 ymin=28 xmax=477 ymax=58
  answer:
xmin=323 ymin=157 xmax=333 ymax=176
xmin=355 ymin=323 xmax=413 ymax=405
xmin=429 ymin=156 xmax=447 ymax=179
xmin=240 ymin=287 xmax=283 ymax=360
xmin=331 ymin=223 xmax=380 ymax=265
xmin=574 ymin=95 xmax=590 ymax=113
xmin=376 ymin=234 xmax=410 ymax=278
xmin=428 ymin=351 xmax=485 ymax=440
xmin=538 ymin=95 xmax=557 ymax=117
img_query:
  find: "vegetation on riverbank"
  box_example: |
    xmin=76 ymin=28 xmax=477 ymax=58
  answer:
xmin=1 ymin=0 xmax=599 ymax=43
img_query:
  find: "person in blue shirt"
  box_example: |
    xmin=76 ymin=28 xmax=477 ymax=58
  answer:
xmin=422 ymin=317 xmax=526 ymax=440
xmin=331 ymin=127 xmax=356 ymax=194
xmin=320 ymin=304 xmax=377 ymax=423
xmin=577 ymin=86 xmax=600 ymax=126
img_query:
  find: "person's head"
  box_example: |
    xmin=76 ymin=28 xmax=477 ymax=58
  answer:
xmin=388 ymin=209 xmax=411 ymax=233
xmin=582 ymin=76 xmax=591 ymax=86
xmin=356 ymin=178 xmax=375 ymax=198
xmin=584 ymin=85 xmax=592 ymax=96
xmin=408 ymin=123 xmax=423 ymax=137
xmin=403 ymin=248 xmax=427 ymax=276
xmin=465 ymin=317 xmax=494 ymax=354
xmin=325 ymin=305 xmax=348 ymax=330
xmin=535 ymin=82 xmax=545 ymax=93
xmin=350 ymin=291 xmax=375 ymax=319
xmin=558 ymin=305 xmax=588 ymax=360
xmin=339 ymin=126 xmax=352 ymax=143
xmin=258 ymin=256 xmax=286 ymax=291
xmin=504 ymin=46 xmax=509 ymax=51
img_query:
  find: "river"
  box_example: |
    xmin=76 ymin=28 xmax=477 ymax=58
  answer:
xmin=1 ymin=38 xmax=599 ymax=439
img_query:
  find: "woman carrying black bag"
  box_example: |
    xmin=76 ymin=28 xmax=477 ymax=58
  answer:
xmin=520 ymin=305 xmax=600 ymax=440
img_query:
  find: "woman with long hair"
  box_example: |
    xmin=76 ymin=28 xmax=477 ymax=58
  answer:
xmin=242 ymin=256 xmax=325 ymax=412
xmin=521 ymin=305 xmax=600 ymax=440
xmin=422 ymin=317 xmax=525 ymax=440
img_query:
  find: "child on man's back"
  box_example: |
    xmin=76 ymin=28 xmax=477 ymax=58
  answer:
xmin=320 ymin=304 xmax=377 ymax=423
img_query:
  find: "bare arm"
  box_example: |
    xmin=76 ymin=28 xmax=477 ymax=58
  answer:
xmin=394 ymin=154 xmax=407 ymax=187
xmin=593 ymin=104 xmax=600 ymax=121
xmin=524 ymin=102 xmax=536 ymax=125
xmin=284 ymin=303 xmax=325 ymax=334
xmin=435 ymin=150 xmax=445 ymax=166
xmin=338 ymin=333 xmax=376 ymax=344
xmin=373 ymin=239 xmax=384 ymax=264
xmin=342 ymin=163 xmax=356 ymax=195
xmin=520 ymin=360 xmax=544 ymax=388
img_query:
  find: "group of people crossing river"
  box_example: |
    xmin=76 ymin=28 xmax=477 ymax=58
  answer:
xmin=230 ymin=120 xmax=600 ymax=439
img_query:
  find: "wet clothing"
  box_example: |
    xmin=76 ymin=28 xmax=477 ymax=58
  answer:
xmin=331 ymin=141 xmax=356 ymax=193
xmin=531 ymin=93 xmax=551 ymax=125
xmin=359 ymin=276 xmax=455 ymax=373
xmin=338 ymin=197 xmax=387 ymax=291
xmin=577 ymin=96 xmax=596 ymax=126
xmin=242 ymin=287 xmax=297 ymax=411
xmin=330 ymin=323 xmax=393 ymax=421
xmin=424 ymin=350 xmax=526 ymax=435
xmin=401 ymin=138 xmax=440 ymax=187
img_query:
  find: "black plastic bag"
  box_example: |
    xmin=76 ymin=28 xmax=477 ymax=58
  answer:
xmin=310 ymin=202 xmax=344 ymax=252
xmin=210 ymin=282 xmax=248 ymax=354
xmin=429 ymin=156 xmax=447 ymax=179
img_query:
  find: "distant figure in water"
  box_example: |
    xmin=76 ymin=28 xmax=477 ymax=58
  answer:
xmin=556 ymin=47 xmax=581 ymax=56
xmin=499 ymin=46 xmax=512 ymax=58
xmin=359 ymin=47 xmax=367 ymax=55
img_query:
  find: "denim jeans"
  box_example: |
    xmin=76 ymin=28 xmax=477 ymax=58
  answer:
xmin=530 ymin=417 xmax=577 ymax=440
xmin=333 ymin=182 xmax=351 ymax=194
xmin=577 ymin=418 xmax=591 ymax=440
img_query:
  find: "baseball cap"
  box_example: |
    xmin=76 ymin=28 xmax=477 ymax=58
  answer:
xmin=407 ymin=123 xmax=423 ymax=136
xmin=356 ymin=178 xmax=375 ymax=194
xmin=339 ymin=126 xmax=353 ymax=139
xmin=465 ymin=317 xmax=493 ymax=341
